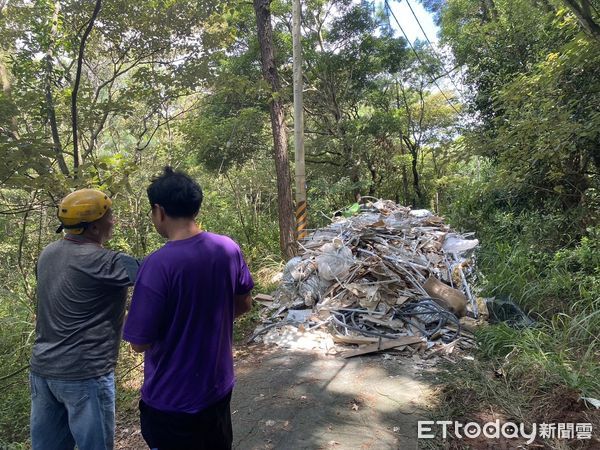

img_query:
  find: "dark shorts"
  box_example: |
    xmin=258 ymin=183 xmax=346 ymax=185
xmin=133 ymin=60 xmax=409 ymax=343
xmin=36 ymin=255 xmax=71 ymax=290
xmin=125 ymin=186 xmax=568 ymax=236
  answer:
xmin=139 ymin=391 xmax=233 ymax=450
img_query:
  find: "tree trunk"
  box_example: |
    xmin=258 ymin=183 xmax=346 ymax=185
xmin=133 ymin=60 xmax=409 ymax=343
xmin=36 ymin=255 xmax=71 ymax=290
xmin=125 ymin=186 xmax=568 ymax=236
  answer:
xmin=45 ymin=0 xmax=70 ymax=176
xmin=345 ymin=142 xmax=361 ymax=200
xmin=411 ymin=149 xmax=423 ymax=207
xmin=253 ymin=0 xmax=296 ymax=259
xmin=45 ymin=56 xmax=70 ymax=176
xmin=404 ymin=137 xmax=424 ymax=208
xmin=1 ymin=0 xmax=19 ymax=141
xmin=399 ymin=133 xmax=409 ymax=206
xmin=395 ymin=82 xmax=410 ymax=206
xmin=562 ymin=0 xmax=600 ymax=42
xmin=71 ymin=0 xmax=102 ymax=177
xmin=0 ymin=52 xmax=20 ymax=140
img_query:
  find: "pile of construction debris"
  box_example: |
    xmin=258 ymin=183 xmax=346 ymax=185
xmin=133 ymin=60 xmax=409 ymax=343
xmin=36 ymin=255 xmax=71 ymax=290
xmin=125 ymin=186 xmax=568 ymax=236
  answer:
xmin=251 ymin=200 xmax=489 ymax=359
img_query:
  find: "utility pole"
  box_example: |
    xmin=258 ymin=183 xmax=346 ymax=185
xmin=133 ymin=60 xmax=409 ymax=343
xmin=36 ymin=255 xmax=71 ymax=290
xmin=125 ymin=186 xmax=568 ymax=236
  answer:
xmin=292 ymin=0 xmax=307 ymax=239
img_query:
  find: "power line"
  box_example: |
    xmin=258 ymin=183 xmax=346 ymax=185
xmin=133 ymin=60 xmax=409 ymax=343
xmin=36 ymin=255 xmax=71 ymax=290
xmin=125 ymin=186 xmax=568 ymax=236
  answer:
xmin=383 ymin=0 xmax=461 ymax=115
xmin=403 ymin=0 xmax=466 ymax=99
xmin=383 ymin=0 xmax=460 ymax=114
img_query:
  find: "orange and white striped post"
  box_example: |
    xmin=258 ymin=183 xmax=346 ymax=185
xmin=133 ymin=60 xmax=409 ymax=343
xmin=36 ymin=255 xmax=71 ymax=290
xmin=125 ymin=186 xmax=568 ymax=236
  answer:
xmin=295 ymin=199 xmax=307 ymax=239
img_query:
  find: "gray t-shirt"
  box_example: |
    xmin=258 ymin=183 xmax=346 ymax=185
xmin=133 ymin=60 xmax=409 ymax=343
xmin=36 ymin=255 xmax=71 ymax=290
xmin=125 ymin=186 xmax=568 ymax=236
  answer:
xmin=30 ymin=235 xmax=139 ymax=380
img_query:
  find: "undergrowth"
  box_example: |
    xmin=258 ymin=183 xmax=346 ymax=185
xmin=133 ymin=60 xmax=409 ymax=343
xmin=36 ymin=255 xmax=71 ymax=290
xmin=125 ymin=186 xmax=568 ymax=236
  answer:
xmin=472 ymin=225 xmax=600 ymax=399
xmin=233 ymin=252 xmax=284 ymax=344
xmin=0 ymin=293 xmax=34 ymax=447
xmin=430 ymin=176 xmax=600 ymax=446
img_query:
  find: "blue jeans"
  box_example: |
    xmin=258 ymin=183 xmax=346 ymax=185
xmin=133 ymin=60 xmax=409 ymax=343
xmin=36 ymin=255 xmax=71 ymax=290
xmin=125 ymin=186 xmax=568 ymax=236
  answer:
xmin=30 ymin=371 xmax=116 ymax=450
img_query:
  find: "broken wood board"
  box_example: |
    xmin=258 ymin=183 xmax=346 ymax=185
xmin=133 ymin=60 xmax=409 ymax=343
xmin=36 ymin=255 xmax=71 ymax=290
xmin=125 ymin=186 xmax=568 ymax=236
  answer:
xmin=333 ymin=335 xmax=381 ymax=345
xmin=254 ymin=293 xmax=275 ymax=307
xmin=341 ymin=336 xmax=424 ymax=358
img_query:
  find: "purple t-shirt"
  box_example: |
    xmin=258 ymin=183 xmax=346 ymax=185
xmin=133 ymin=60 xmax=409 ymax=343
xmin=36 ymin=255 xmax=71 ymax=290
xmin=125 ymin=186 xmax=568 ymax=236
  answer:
xmin=123 ymin=232 xmax=254 ymax=413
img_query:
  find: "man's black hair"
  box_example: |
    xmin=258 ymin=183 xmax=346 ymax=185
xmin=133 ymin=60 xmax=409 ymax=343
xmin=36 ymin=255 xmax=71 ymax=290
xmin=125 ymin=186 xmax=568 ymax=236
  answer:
xmin=147 ymin=166 xmax=203 ymax=218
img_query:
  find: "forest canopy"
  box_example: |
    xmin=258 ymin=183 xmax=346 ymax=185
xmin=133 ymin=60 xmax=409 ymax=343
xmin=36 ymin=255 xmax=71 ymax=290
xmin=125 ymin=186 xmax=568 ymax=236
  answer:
xmin=0 ymin=0 xmax=599 ymax=444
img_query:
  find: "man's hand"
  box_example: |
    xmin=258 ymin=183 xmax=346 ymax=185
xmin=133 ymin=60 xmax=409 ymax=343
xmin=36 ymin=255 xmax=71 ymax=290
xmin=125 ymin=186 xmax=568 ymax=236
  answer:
xmin=234 ymin=292 xmax=253 ymax=318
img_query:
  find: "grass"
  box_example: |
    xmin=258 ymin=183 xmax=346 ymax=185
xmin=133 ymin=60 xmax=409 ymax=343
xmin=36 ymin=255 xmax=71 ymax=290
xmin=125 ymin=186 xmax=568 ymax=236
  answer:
xmin=457 ymin=205 xmax=600 ymax=395
xmin=427 ymin=357 xmax=531 ymax=421
xmin=477 ymin=315 xmax=600 ymax=398
xmin=418 ymin=356 xmax=532 ymax=450
xmin=422 ymin=211 xmax=600 ymax=447
xmin=427 ymin=190 xmax=600 ymax=445
xmin=422 ymin=352 xmax=600 ymax=449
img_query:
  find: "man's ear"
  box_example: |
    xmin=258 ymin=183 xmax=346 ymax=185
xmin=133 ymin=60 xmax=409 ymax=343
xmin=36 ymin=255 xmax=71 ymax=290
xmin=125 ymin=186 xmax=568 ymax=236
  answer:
xmin=87 ymin=222 xmax=100 ymax=235
xmin=158 ymin=205 xmax=167 ymax=221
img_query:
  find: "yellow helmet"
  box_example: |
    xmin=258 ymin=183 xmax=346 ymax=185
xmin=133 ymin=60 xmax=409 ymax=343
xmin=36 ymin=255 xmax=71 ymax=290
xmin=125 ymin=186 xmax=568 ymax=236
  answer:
xmin=57 ymin=189 xmax=112 ymax=234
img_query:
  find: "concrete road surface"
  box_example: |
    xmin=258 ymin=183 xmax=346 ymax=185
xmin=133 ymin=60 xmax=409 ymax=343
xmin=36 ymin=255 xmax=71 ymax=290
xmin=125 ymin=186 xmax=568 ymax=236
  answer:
xmin=232 ymin=345 xmax=436 ymax=450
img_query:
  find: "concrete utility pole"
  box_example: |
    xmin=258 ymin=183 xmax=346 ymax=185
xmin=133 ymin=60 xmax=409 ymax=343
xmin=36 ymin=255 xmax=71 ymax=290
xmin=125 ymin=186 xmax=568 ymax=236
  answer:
xmin=292 ymin=0 xmax=307 ymax=239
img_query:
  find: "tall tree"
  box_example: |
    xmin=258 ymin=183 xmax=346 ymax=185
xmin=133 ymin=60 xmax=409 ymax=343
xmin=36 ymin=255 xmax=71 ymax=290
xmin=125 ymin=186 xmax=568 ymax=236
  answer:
xmin=253 ymin=0 xmax=296 ymax=258
xmin=71 ymin=0 xmax=102 ymax=177
xmin=0 ymin=0 xmax=218 ymax=192
xmin=437 ymin=0 xmax=600 ymax=213
xmin=300 ymin=2 xmax=410 ymax=199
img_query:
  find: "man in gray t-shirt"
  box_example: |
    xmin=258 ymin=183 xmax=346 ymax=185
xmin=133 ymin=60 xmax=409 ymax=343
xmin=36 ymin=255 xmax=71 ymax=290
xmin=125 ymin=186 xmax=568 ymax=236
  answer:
xmin=30 ymin=189 xmax=139 ymax=450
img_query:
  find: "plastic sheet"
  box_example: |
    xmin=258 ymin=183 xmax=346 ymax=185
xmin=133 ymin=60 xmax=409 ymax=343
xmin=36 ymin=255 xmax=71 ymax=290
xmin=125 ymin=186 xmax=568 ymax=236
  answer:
xmin=315 ymin=240 xmax=354 ymax=281
xmin=409 ymin=209 xmax=432 ymax=218
xmin=485 ymin=297 xmax=534 ymax=327
xmin=443 ymin=235 xmax=479 ymax=254
xmin=298 ymin=274 xmax=331 ymax=306
xmin=283 ymin=256 xmax=316 ymax=282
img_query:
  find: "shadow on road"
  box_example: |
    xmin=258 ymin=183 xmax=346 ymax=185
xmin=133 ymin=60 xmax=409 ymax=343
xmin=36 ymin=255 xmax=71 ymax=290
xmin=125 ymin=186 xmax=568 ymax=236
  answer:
xmin=232 ymin=344 xmax=436 ymax=450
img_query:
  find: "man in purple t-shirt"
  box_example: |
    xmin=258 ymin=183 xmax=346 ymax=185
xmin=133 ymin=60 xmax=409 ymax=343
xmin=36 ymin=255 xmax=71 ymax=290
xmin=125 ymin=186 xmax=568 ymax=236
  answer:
xmin=123 ymin=167 xmax=254 ymax=450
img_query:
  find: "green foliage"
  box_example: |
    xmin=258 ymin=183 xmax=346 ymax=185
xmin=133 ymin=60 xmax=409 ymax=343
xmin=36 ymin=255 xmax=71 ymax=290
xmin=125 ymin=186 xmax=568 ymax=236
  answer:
xmin=181 ymin=0 xmax=460 ymax=208
xmin=445 ymin=166 xmax=599 ymax=310
xmin=440 ymin=0 xmax=561 ymax=120
xmin=0 ymin=0 xmax=224 ymax=195
xmin=0 ymin=293 xmax=34 ymax=445
xmin=440 ymin=0 xmax=600 ymax=212
xmin=186 ymin=106 xmax=271 ymax=172
xmin=0 ymin=0 xmax=598 ymax=443
xmin=486 ymin=32 xmax=600 ymax=210
xmin=444 ymin=169 xmax=600 ymax=399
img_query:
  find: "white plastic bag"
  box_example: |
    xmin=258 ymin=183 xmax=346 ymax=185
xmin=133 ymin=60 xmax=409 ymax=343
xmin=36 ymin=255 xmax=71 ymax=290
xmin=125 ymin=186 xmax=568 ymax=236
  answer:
xmin=315 ymin=238 xmax=354 ymax=281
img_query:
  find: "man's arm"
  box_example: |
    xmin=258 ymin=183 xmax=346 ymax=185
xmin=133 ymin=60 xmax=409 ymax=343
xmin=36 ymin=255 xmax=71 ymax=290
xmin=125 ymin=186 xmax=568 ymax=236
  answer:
xmin=234 ymin=292 xmax=253 ymax=318
xmin=117 ymin=253 xmax=142 ymax=285
xmin=130 ymin=342 xmax=152 ymax=353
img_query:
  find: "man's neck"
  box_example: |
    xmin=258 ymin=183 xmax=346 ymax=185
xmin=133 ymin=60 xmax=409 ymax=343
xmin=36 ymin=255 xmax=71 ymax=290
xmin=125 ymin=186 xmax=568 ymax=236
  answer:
xmin=166 ymin=221 xmax=201 ymax=241
xmin=65 ymin=233 xmax=103 ymax=246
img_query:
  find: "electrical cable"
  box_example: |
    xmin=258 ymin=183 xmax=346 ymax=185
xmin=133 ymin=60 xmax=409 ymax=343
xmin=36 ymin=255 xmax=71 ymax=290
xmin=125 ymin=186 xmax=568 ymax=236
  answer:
xmin=403 ymin=0 xmax=466 ymax=99
xmin=394 ymin=298 xmax=461 ymax=341
xmin=384 ymin=0 xmax=461 ymax=115
xmin=330 ymin=299 xmax=461 ymax=342
xmin=330 ymin=309 xmax=405 ymax=339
